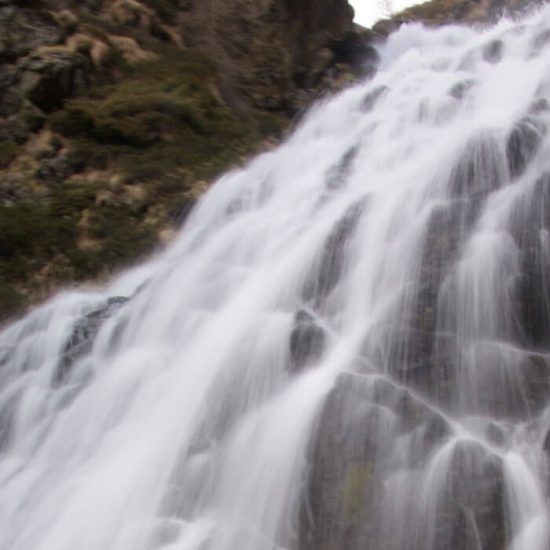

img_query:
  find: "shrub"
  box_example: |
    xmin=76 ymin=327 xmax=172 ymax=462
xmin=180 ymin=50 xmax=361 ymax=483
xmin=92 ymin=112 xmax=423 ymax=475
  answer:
xmin=0 ymin=140 xmax=19 ymax=168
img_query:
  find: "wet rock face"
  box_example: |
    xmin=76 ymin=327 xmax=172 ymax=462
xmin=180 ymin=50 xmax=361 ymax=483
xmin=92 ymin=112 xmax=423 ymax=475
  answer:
xmin=427 ymin=441 xmax=507 ymax=550
xmin=506 ymin=118 xmax=545 ymax=179
xmin=303 ymin=198 xmax=366 ymax=306
xmin=288 ymin=309 xmax=326 ymax=373
xmin=300 ymin=372 xmax=510 ymax=550
xmin=300 ymin=372 xmax=453 ymax=550
xmin=361 ymin=85 xmax=388 ymax=112
xmin=55 ymin=296 xmax=128 ymax=384
xmin=511 ymin=175 xmax=550 ymax=346
xmin=380 ymin=135 xmax=506 ymax=406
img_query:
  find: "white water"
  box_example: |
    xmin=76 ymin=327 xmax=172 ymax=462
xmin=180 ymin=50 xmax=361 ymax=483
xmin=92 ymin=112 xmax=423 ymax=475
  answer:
xmin=3 ymin=8 xmax=550 ymax=550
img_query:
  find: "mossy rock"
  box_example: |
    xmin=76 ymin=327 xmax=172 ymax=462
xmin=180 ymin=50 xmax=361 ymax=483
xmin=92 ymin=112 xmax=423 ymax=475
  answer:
xmin=343 ymin=463 xmax=372 ymax=519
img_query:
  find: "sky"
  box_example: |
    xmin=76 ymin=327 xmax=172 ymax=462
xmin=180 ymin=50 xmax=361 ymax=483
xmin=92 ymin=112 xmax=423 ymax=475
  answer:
xmin=350 ymin=0 xmax=424 ymax=27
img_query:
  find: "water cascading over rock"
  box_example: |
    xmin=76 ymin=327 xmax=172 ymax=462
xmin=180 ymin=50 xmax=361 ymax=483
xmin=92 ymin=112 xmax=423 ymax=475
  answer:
xmin=3 ymin=7 xmax=550 ymax=550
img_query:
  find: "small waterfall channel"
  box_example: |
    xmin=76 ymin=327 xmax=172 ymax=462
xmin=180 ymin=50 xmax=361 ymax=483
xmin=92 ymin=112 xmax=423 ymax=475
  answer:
xmin=3 ymin=8 xmax=550 ymax=550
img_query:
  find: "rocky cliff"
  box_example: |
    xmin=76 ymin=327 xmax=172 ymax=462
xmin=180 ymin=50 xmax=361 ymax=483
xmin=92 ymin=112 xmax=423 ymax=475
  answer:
xmin=374 ymin=0 xmax=546 ymax=34
xmin=1 ymin=0 xmax=547 ymax=323
xmin=0 ymin=0 xmax=377 ymax=322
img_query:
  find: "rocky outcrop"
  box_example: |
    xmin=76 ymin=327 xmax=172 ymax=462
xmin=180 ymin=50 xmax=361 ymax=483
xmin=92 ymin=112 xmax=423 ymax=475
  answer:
xmin=56 ymin=295 xmax=128 ymax=384
xmin=374 ymin=0 xmax=546 ymax=35
xmin=300 ymin=372 xmax=455 ymax=550
xmin=177 ymin=0 xmax=374 ymax=113
xmin=0 ymin=0 xmax=376 ymax=323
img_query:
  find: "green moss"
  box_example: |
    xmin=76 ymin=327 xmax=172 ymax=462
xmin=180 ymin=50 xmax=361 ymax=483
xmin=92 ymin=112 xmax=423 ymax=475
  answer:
xmin=0 ymin=202 xmax=66 ymax=265
xmin=0 ymin=140 xmax=19 ymax=168
xmin=49 ymin=51 xmax=254 ymax=184
xmin=343 ymin=463 xmax=372 ymax=519
xmin=0 ymin=40 xmax=285 ymax=323
xmin=50 ymin=108 xmax=95 ymax=137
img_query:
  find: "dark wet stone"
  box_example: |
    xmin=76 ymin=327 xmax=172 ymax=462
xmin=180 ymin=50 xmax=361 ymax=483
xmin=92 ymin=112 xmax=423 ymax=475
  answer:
xmin=0 ymin=390 xmax=17 ymax=451
xmin=450 ymin=133 xmax=504 ymax=198
xmin=482 ymin=39 xmax=503 ymax=63
xmin=361 ymin=85 xmax=388 ymax=112
xmin=427 ymin=440 xmax=507 ymax=550
xmin=300 ymin=372 xmax=452 ymax=550
xmin=449 ymin=79 xmax=475 ymax=100
xmin=506 ymin=117 xmax=545 ymax=178
xmin=288 ymin=309 xmax=326 ymax=373
xmin=35 ymin=155 xmax=74 ymax=180
xmin=55 ymin=297 xmax=128 ymax=384
xmin=529 ymin=97 xmax=550 ymax=115
xmin=19 ymin=50 xmax=92 ymax=112
xmin=331 ymin=31 xmax=380 ymax=71
xmin=532 ymin=28 xmax=550 ymax=53
xmin=369 ymin=134 xmax=508 ymax=410
xmin=509 ymin=173 xmax=550 ymax=348
xmin=522 ymin=353 xmax=550 ymax=414
xmin=303 ymin=198 xmax=366 ymax=306
xmin=325 ymin=146 xmax=358 ymax=191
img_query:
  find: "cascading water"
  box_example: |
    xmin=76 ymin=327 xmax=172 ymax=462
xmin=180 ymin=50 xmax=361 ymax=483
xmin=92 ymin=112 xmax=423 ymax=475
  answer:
xmin=3 ymin=7 xmax=550 ymax=550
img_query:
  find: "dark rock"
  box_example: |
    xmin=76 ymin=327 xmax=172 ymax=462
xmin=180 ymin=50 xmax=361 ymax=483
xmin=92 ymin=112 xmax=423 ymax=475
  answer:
xmin=330 ymin=28 xmax=380 ymax=72
xmin=325 ymin=146 xmax=358 ymax=191
xmin=32 ymin=145 xmax=57 ymax=161
xmin=0 ymin=87 xmax=22 ymax=117
xmin=300 ymin=372 xmax=453 ymax=550
xmin=303 ymin=198 xmax=367 ymax=306
xmin=529 ymin=97 xmax=550 ymax=114
xmin=381 ymin=134 xmax=506 ymax=405
xmin=55 ymin=297 xmax=128 ymax=384
xmin=0 ymin=139 xmax=18 ymax=168
xmin=180 ymin=0 xmax=358 ymax=111
xmin=509 ymin=173 xmax=550 ymax=348
xmin=532 ymin=28 xmax=550 ymax=53
xmin=288 ymin=309 xmax=326 ymax=373
xmin=0 ymin=113 xmax=30 ymax=143
xmin=482 ymin=39 xmax=503 ymax=63
xmin=374 ymin=0 xmax=544 ymax=30
xmin=506 ymin=117 xmax=545 ymax=178
xmin=449 ymin=79 xmax=475 ymax=100
xmin=449 ymin=132 xmax=504 ymax=199
xmin=361 ymin=85 xmax=388 ymax=112
xmin=19 ymin=50 xmax=92 ymax=112
xmin=35 ymin=155 xmax=74 ymax=180
xmin=424 ymin=439 xmax=507 ymax=550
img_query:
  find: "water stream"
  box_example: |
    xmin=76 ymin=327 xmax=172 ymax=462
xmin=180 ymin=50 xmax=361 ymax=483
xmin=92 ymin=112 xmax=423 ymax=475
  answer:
xmin=2 ymin=8 xmax=550 ymax=550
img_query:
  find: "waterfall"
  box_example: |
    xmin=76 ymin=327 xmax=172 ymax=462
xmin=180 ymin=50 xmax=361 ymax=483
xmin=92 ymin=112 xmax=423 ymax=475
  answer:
xmin=3 ymin=7 xmax=550 ymax=550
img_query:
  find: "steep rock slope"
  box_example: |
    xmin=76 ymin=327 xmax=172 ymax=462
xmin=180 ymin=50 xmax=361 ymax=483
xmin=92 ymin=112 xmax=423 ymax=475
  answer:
xmin=375 ymin=0 xmax=547 ymax=33
xmin=0 ymin=0 xmax=375 ymax=321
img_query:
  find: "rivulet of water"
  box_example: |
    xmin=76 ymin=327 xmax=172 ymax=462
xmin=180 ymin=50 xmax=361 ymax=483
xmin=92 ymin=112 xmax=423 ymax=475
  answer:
xmin=2 ymin=7 xmax=550 ymax=550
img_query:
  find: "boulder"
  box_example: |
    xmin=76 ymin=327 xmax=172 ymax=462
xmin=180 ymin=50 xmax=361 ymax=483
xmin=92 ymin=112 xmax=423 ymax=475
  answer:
xmin=288 ymin=309 xmax=326 ymax=373
xmin=300 ymin=371 xmax=453 ymax=550
xmin=302 ymin=198 xmax=366 ymax=306
xmin=55 ymin=296 xmax=128 ymax=384
xmin=19 ymin=48 xmax=92 ymax=112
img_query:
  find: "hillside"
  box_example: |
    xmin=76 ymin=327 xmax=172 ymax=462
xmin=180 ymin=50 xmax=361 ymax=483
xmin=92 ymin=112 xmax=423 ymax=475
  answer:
xmin=0 ymin=0 xmax=377 ymax=321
